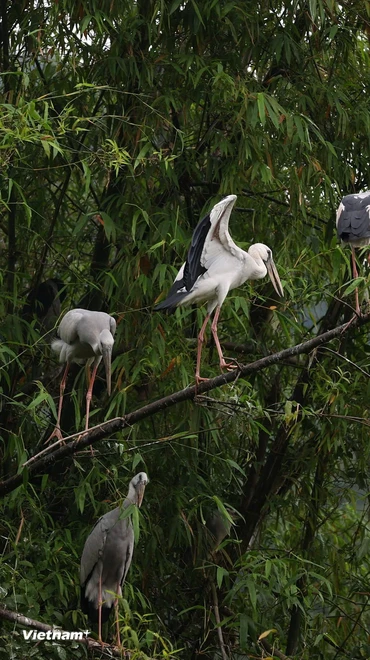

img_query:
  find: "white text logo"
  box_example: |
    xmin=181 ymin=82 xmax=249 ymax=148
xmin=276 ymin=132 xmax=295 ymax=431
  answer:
xmin=22 ymin=629 xmax=90 ymax=641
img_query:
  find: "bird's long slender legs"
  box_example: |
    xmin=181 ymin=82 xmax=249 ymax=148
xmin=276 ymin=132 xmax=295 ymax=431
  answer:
xmin=85 ymin=363 xmax=99 ymax=431
xmin=98 ymin=574 xmax=103 ymax=645
xmin=211 ymin=307 xmax=238 ymax=371
xmin=195 ymin=313 xmax=211 ymax=384
xmin=45 ymin=363 xmax=70 ymax=444
xmin=351 ymin=245 xmax=361 ymax=316
xmin=114 ymin=585 xmax=121 ymax=647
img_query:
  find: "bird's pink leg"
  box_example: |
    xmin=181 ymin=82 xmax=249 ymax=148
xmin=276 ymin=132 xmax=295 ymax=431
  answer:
xmin=98 ymin=574 xmax=103 ymax=645
xmin=114 ymin=585 xmax=121 ymax=647
xmin=85 ymin=362 xmax=99 ymax=431
xmin=351 ymin=245 xmax=361 ymax=315
xmin=351 ymin=246 xmax=359 ymax=279
xmin=45 ymin=363 xmax=69 ymax=444
xmin=85 ymin=362 xmax=91 ymax=389
xmin=211 ymin=307 xmax=238 ymax=371
xmin=195 ymin=313 xmax=211 ymax=384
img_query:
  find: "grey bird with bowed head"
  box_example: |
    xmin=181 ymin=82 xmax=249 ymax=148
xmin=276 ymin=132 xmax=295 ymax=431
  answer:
xmin=80 ymin=472 xmax=148 ymax=645
xmin=49 ymin=309 xmax=116 ymax=441
xmin=336 ymin=191 xmax=370 ymax=315
xmin=155 ymin=195 xmax=283 ymax=383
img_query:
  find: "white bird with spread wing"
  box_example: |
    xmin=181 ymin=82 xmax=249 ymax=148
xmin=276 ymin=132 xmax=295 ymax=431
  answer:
xmin=155 ymin=195 xmax=283 ymax=383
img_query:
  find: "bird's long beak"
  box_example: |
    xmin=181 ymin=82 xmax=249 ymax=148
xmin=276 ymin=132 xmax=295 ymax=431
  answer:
xmin=266 ymin=259 xmax=284 ymax=297
xmin=136 ymin=483 xmax=146 ymax=508
xmin=101 ymin=344 xmax=113 ymax=396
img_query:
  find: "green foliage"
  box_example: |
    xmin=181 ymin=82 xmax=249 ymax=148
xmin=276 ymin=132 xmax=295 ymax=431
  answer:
xmin=1 ymin=0 xmax=370 ymax=658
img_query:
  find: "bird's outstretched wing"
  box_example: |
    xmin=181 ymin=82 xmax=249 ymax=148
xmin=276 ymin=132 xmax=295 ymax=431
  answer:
xmin=337 ymin=193 xmax=370 ymax=243
xmin=154 ymin=212 xmax=212 ymax=312
xmin=183 ymin=211 xmax=212 ymax=291
xmin=202 ymin=195 xmax=246 ymax=269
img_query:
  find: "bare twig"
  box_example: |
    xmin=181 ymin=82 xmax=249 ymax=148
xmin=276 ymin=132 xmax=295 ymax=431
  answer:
xmin=14 ymin=509 xmax=24 ymax=545
xmin=332 ymin=597 xmax=370 ymax=659
xmin=320 ymin=346 xmax=370 ymax=378
xmin=259 ymin=638 xmax=291 ymax=660
xmin=210 ymin=581 xmax=228 ymax=660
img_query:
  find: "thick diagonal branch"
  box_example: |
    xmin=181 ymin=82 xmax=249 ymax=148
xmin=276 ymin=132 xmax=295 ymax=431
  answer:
xmin=0 ymin=606 xmax=149 ymax=658
xmin=0 ymin=312 xmax=369 ymax=497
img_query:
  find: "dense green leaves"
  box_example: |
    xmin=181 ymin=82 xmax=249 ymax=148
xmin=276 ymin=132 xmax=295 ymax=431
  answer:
xmin=1 ymin=0 xmax=370 ymax=658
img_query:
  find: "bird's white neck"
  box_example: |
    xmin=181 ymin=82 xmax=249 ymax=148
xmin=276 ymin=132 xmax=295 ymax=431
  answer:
xmin=247 ymin=246 xmax=267 ymax=280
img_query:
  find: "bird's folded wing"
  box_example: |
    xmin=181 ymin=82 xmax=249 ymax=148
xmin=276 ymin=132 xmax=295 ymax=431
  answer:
xmin=109 ymin=316 xmax=117 ymax=336
xmin=337 ymin=195 xmax=370 ymax=240
xmin=58 ymin=310 xmax=84 ymax=342
xmin=80 ymin=512 xmax=113 ymax=585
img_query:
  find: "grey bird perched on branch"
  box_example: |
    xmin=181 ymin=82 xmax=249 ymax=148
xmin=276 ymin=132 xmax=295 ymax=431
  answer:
xmin=80 ymin=472 xmax=148 ymax=646
xmin=336 ymin=191 xmax=370 ymax=315
xmin=48 ymin=308 xmax=116 ymax=441
xmin=154 ymin=195 xmax=283 ymax=383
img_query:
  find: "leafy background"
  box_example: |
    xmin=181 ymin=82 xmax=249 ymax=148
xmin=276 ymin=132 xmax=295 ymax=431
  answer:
xmin=1 ymin=0 xmax=370 ymax=658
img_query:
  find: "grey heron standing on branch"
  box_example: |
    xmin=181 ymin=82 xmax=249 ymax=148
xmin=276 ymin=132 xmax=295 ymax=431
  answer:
xmin=336 ymin=191 xmax=370 ymax=315
xmin=80 ymin=472 xmax=148 ymax=645
xmin=49 ymin=309 xmax=116 ymax=441
xmin=154 ymin=194 xmax=283 ymax=383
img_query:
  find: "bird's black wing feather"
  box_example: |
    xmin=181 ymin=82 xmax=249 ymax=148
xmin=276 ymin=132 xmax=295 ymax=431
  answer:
xmin=80 ymin=582 xmax=112 ymax=623
xmin=154 ymin=279 xmax=189 ymax=314
xmin=154 ymin=212 xmax=211 ymax=313
xmin=183 ymin=212 xmax=211 ymax=291
xmin=337 ymin=194 xmax=370 ymax=242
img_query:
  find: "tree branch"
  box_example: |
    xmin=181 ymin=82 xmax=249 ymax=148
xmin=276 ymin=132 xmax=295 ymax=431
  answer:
xmin=259 ymin=637 xmax=291 ymax=660
xmin=0 ymin=606 xmax=150 ymax=658
xmin=1 ymin=312 xmax=369 ymax=497
xmin=210 ymin=581 xmax=228 ymax=660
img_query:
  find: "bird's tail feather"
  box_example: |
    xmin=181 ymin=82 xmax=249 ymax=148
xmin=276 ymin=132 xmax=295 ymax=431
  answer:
xmin=154 ymin=289 xmax=189 ymax=314
xmin=80 ymin=586 xmax=112 ymax=624
xmin=51 ymin=338 xmax=67 ymax=362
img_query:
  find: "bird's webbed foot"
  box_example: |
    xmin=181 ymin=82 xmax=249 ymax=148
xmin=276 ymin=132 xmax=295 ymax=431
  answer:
xmin=44 ymin=426 xmax=64 ymax=445
xmin=194 ymin=374 xmax=210 ymax=394
xmin=219 ymin=357 xmax=241 ymax=372
xmin=195 ymin=374 xmax=210 ymax=384
xmin=96 ymin=637 xmax=110 ymax=648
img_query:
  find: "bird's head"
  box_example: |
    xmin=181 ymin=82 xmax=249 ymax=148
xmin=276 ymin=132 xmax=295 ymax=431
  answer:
xmin=248 ymin=243 xmax=284 ymax=297
xmin=128 ymin=472 xmax=148 ymax=507
xmin=99 ymin=329 xmax=114 ymax=395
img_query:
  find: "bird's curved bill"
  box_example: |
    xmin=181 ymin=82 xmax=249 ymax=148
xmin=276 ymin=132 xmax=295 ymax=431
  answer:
xmin=266 ymin=259 xmax=284 ymax=297
xmin=136 ymin=483 xmax=146 ymax=508
xmin=102 ymin=345 xmax=113 ymax=396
